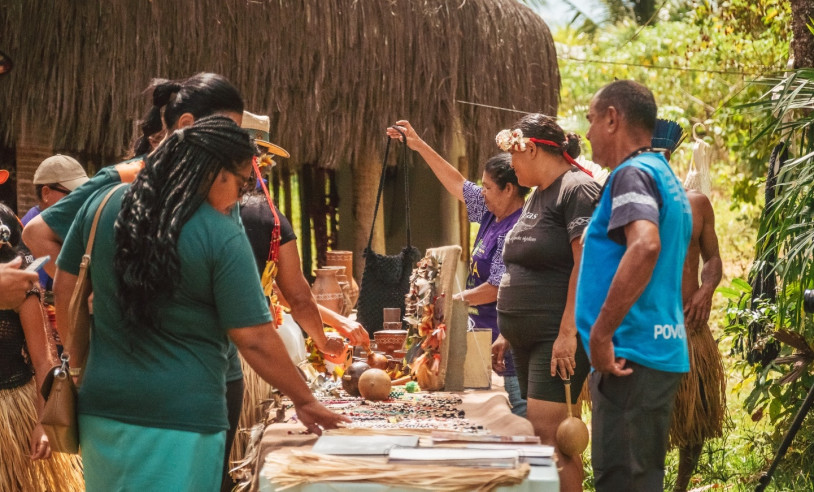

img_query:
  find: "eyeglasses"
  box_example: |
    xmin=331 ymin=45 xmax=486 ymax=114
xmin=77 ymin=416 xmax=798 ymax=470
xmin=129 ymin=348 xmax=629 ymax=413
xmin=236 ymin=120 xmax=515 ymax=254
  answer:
xmin=46 ymin=184 xmax=72 ymax=195
xmin=230 ymin=169 xmax=257 ymax=195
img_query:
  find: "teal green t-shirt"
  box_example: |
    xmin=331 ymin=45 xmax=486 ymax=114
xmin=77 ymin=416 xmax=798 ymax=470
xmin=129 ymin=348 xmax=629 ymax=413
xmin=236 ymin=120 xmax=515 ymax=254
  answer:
xmin=40 ymin=158 xmax=141 ymax=240
xmin=57 ymin=185 xmax=272 ymax=433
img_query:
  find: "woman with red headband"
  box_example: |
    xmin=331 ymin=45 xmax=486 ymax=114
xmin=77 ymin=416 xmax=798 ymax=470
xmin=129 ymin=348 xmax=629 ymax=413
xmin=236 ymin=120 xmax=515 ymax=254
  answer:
xmin=494 ymin=113 xmax=600 ymax=491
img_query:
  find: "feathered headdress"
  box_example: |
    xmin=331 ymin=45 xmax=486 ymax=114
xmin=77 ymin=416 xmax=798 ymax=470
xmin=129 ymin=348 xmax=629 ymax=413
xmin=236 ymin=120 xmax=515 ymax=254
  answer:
xmin=651 ymin=119 xmax=686 ymax=153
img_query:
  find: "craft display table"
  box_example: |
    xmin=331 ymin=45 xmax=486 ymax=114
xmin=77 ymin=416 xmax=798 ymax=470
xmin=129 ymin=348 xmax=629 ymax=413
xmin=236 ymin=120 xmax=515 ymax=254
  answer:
xmin=252 ymin=391 xmax=559 ymax=492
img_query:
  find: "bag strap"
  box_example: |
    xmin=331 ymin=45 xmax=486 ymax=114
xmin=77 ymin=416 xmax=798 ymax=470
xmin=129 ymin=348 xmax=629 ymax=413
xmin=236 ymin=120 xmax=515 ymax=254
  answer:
xmin=367 ymin=128 xmax=412 ymax=251
xmin=67 ymin=183 xmax=126 ymax=381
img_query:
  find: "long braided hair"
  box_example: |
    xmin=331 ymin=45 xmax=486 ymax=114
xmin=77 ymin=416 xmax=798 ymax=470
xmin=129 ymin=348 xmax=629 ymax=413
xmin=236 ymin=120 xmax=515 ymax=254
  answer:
xmin=114 ymin=115 xmax=258 ymax=330
xmin=131 ymin=72 xmax=244 ymax=157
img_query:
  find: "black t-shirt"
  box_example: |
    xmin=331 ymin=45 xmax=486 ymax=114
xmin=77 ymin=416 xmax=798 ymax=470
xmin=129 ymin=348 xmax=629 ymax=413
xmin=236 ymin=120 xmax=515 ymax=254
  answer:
xmin=498 ymin=169 xmax=600 ymax=313
xmin=239 ymin=193 xmax=297 ymax=274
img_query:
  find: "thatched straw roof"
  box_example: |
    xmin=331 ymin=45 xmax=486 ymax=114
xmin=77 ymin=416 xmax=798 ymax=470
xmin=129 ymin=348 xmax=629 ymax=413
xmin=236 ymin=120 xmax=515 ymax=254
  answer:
xmin=1 ymin=0 xmax=558 ymax=172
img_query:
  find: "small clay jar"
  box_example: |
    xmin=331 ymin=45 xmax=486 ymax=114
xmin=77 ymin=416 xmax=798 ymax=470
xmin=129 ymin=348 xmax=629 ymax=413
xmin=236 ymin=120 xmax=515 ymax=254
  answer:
xmin=326 ymin=250 xmax=359 ymax=308
xmin=311 ymin=268 xmax=344 ymax=314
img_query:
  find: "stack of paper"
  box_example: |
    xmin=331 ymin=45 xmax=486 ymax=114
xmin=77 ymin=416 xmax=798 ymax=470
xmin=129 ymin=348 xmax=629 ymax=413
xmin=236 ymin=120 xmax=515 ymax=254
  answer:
xmin=312 ymin=435 xmax=420 ymax=455
xmin=388 ymin=447 xmax=520 ymax=469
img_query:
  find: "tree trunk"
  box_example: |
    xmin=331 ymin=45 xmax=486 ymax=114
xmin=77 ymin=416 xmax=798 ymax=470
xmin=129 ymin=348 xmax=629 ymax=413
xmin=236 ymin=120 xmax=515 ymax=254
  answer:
xmin=791 ymin=0 xmax=814 ymax=69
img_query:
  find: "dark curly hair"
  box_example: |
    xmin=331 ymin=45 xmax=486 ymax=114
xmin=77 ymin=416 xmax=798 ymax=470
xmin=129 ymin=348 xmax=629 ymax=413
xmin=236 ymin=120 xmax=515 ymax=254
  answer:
xmin=131 ymin=73 xmax=244 ymax=157
xmin=114 ymin=115 xmax=258 ymax=330
xmin=483 ymin=153 xmax=530 ymax=197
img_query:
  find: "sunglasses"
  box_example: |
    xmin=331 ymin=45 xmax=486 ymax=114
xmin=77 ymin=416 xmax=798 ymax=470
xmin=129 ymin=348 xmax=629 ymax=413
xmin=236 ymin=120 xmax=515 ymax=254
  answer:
xmin=46 ymin=184 xmax=72 ymax=195
xmin=230 ymin=169 xmax=257 ymax=195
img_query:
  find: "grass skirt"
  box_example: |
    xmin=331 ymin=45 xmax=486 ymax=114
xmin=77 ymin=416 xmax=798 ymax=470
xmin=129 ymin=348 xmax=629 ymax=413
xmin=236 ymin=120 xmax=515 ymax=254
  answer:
xmin=0 ymin=379 xmax=84 ymax=491
xmin=228 ymin=355 xmax=274 ymax=467
xmin=669 ymin=321 xmax=726 ymax=448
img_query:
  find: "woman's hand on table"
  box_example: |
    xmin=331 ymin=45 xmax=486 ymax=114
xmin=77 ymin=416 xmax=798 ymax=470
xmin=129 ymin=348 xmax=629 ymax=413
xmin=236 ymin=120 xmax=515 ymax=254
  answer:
xmin=296 ymin=399 xmax=351 ymax=435
xmin=550 ymin=331 xmax=577 ymax=379
xmin=491 ymin=334 xmax=510 ymax=375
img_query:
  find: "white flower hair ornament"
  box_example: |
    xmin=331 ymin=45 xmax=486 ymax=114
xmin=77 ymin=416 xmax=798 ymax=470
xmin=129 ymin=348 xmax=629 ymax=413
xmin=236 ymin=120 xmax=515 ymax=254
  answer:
xmin=495 ymin=128 xmax=531 ymax=152
xmin=495 ymin=127 xmax=595 ymax=179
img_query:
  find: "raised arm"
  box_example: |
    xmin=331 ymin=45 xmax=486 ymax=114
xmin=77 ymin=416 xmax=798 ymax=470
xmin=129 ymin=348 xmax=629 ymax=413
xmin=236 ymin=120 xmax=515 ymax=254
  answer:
xmin=386 ymin=120 xmax=465 ymax=202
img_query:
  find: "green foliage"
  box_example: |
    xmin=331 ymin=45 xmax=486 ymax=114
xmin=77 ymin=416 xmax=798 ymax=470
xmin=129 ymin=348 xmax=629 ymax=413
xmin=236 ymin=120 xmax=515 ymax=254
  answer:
xmin=740 ymin=69 xmax=814 ymax=327
xmin=556 ymin=0 xmax=791 ymax=203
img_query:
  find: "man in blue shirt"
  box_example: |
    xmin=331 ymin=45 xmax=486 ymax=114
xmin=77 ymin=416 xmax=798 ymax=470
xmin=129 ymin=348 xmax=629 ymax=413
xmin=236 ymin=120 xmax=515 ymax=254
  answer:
xmin=576 ymin=80 xmax=692 ymax=491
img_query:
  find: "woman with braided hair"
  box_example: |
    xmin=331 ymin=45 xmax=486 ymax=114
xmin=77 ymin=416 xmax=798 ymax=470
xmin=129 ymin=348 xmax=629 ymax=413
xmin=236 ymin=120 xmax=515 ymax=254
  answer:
xmin=54 ymin=116 xmax=348 ymax=491
xmin=26 ymin=71 xmax=252 ymax=490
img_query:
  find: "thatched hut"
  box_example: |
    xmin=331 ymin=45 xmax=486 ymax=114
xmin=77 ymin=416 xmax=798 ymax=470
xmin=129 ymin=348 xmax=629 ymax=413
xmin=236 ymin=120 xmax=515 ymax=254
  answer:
xmin=0 ymin=0 xmax=559 ymax=277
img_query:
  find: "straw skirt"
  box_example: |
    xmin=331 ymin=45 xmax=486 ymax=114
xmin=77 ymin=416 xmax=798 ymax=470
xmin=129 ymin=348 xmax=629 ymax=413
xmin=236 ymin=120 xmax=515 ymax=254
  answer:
xmin=0 ymin=379 xmax=84 ymax=492
xmin=669 ymin=321 xmax=726 ymax=448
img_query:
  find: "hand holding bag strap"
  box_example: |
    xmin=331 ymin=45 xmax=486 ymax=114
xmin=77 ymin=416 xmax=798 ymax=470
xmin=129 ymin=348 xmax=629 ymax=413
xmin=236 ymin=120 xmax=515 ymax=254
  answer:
xmin=367 ymin=127 xmax=413 ymax=251
xmin=66 ymin=183 xmax=127 ymax=380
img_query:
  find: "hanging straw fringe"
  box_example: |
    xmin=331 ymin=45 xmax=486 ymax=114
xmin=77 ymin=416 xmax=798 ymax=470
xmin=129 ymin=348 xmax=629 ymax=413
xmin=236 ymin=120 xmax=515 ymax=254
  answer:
xmin=264 ymin=451 xmax=530 ymax=492
xmin=0 ymin=380 xmax=84 ymax=492
xmin=228 ymin=356 xmax=276 ymax=473
xmin=0 ymin=1 xmax=558 ymax=174
xmin=669 ymin=321 xmax=726 ymax=448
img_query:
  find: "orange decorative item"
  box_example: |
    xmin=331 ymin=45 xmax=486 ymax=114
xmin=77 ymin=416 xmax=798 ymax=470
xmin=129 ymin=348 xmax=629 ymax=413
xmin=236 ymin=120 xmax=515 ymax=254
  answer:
xmin=311 ymin=268 xmax=344 ymax=314
xmin=373 ymin=329 xmax=408 ymax=356
xmin=326 ymin=250 xmax=359 ymax=307
xmin=358 ymin=369 xmax=392 ymax=401
xmin=555 ymin=378 xmax=589 ymax=457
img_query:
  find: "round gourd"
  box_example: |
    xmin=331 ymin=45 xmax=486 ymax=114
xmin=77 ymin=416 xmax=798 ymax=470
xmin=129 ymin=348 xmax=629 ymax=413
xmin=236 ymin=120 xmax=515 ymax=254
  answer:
xmin=556 ymin=417 xmax=589 ymax=457
xmin=366 ymin=352 xmax=389 ymax=370
xmin=341 ymin=361 xmax=370 ymax=397
xmin=358 ymin=368 xmax=392 ymax=401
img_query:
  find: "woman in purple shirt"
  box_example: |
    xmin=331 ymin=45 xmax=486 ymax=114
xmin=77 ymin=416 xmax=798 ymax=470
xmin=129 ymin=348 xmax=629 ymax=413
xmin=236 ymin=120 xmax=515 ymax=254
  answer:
xmin=387 ymin=120 xmax=529 ymax=416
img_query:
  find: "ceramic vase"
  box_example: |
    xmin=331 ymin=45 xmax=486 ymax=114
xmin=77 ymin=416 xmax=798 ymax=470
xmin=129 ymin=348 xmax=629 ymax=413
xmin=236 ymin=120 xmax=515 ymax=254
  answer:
xmin=326 ymin=250 xmax=359 ymax=308
xmin=311 ymin=268 xmax=344 ymax=314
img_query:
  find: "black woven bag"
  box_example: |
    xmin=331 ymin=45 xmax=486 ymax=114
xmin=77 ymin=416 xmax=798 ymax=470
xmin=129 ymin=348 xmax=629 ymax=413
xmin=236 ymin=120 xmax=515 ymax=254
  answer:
xmin=356 ymin=129 xmax=421 ymax=336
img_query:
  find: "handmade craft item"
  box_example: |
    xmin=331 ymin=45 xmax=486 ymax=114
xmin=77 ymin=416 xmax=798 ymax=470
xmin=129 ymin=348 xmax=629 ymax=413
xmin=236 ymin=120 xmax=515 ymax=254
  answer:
xmin=404 ymin=255 xmax=447 ymax=390
xmin=358 ymin=369 xmax=392 ymax=401
xmin=555 ymin=377 xmax=589 ymax=457
xmin=342 ymin=361 xmax=370 ymax=397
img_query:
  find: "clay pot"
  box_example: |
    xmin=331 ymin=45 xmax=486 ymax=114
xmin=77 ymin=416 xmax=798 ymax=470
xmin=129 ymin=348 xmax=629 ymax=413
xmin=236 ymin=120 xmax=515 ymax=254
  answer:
xmin=311 ymin=268 xmax=344 ymax=314
xmin=326 ymin=250 xmax=359 ymax=308
xmin=341 ymin=361 xmax=370 ymax=397
xmin=373 ymin=330 xmax=407 ymax=356
xmin=358 ymin=368 xmax=392 ymax=401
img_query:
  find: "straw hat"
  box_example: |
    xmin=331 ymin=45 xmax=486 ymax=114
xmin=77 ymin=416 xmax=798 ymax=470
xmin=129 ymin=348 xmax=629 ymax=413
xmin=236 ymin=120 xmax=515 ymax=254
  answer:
xmin=242 ymin=111 xmax=290 ymax=158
